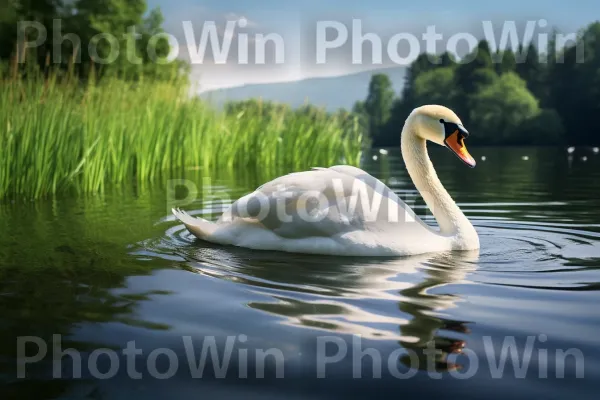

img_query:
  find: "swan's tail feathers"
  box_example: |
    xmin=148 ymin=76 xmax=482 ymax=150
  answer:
xmin=172 ymin=208 xmax=217 ymax=240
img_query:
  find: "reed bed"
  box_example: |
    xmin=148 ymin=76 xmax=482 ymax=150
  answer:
xmin=0 ymin=73 xmax=363 ymax=200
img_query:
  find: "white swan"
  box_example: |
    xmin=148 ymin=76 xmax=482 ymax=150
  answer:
xmin=173 ymin=105 xmax=479 ymax=256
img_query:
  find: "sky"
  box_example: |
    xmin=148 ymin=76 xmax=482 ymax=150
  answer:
xmin=146 ymin=0 xmax=600 ymax=91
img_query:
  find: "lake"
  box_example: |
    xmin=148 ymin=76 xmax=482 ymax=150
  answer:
xmin=1 ymin=146 xmax=599 ymax=399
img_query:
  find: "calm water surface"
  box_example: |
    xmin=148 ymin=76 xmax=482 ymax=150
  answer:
xmin=1 ymin=147 xmax=600 ymax=399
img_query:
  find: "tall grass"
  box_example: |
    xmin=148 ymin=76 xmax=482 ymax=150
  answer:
xmin=0 ymin=73 xmax=363 ymax=200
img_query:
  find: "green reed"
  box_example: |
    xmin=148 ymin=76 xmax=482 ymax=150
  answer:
xmin=0 ymin=73 xmax=363 ymax=200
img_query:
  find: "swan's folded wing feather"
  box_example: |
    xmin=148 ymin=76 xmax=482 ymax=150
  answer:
xmin=220 ymin=169 xmax=355 ymax=238
xmin=220 ymin=168 xmax=416 ymax=239
xmin=326 ymin=165 xmax=403 ymax=204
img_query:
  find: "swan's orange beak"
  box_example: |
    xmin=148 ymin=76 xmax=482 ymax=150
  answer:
xmin=445 ymin=129 xmax=476 ymax=168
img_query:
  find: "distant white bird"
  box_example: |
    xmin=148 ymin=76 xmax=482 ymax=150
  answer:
xmin=582 ymin=156 xmax=588 ymax=162
xmin=567 ymin=147 xmax=575 ymax=154
xmin=481 ymin=156 xmax=486 ymax=161
xmin=593 ymin=147 xmax=599 ymax=154
xmin=521 ymin=156 xmax=529 ymax=161
xmin=372 ymin=155 xmax=378 ymax=161
xmin=379 ymin=149 xmax=389 ymax=155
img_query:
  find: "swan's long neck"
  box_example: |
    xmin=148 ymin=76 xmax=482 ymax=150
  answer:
xmin=401 ymin=121 xmax=476 ymax=240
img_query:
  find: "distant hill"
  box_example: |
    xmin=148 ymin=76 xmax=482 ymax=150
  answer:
xmin=199 ymin=67 xmax=406 ymax=111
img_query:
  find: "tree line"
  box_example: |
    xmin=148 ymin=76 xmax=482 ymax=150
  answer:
xmin=0 ymin=0 xmax=187 ymax=81
xmin=354 ymin=22 xmax=600 ymax=146
xmin=3 ymin=4 xmax=599 ymax=147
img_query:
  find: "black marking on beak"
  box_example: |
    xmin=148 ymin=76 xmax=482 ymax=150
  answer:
xmin=440 ymin=119 xmax=469 ymax=140
xmin=440 ymin=119 xmax=475 ymax=168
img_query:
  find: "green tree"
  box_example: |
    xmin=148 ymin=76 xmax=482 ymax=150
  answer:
xmin=351 ymin=22 xmax=600 ymax=146
xmin=71 ymin=0 xmax=146 ymax=77
xmin=0 ymin=0 xmax=64 ymax=64
xmin=470 ymin=72 xmax=540 ymax=144
xmin=1 ymin=0 xmax=186 ymax=81
xmin=399 ymin=53 xmax=437 ymax=107
xmin=412 ymin=66 xmax=458 ymax=108
xmin=518 ymin=108 xmax=565 ymax=145
xmin=438 ymin=51 xmax=456 ymax=67
xmin=375 ymin=54 xmax=439 ymax=145
xmin=365 ymin=73 xmax=395 ymax=142
xmin=495 ymin=49 xmax=517 ymax=74
xmin=549 ymin=22 xmax=600 ymax=145
xmin=515 ymin=42 xmax=547 ymax=102
xmin=454 ymin=40 xmax=497 ymax=124
xmin=352 ymin=100 xmax=369 ymax=139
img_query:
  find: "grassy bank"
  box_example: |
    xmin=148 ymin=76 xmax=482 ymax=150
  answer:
xmin=0 ymin=74 xmax=363 ymax=200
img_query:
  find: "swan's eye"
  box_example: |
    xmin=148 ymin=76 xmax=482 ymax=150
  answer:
xmin=439 ymin=119 xmax=445 ymax=124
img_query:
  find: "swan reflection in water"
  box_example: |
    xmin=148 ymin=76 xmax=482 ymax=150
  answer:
xmin=176 ymin=241 xmax=479 ymax=373
xmin=395 ymin=250 xmax=477 ymax=372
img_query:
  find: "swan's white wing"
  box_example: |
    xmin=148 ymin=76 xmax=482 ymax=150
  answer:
xmin=218 ymin=169 xmax=356 ymax=239
xmin=217 ymin=167 xmax=432 ymax=240
xmin=174 ymin=166 xmax=450 ymax=255
xmin=324 ymin=165 xmax=403 ymax=204
xmin=323 ymin=165 xmax=428 ymax=229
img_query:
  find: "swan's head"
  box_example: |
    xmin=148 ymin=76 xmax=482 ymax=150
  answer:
xmin=409 ymin=105 xmax=476 ymax=168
